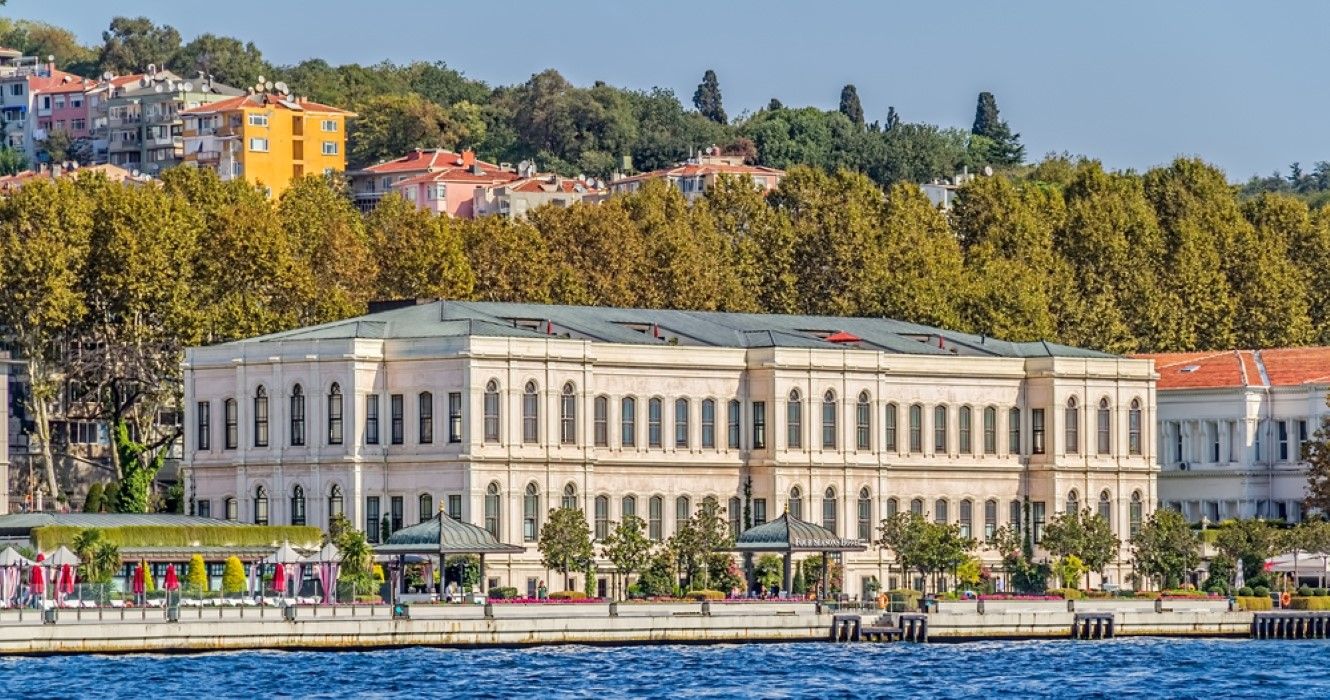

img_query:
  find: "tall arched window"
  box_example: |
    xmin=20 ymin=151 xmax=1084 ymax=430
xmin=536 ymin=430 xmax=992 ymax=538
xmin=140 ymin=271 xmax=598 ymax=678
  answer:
xmin=675 ymin=495 xmax=691 ymax=535
xmin=857 ymin=487 xmax=872 ymax=540
xmin=885 ymin=497 xmax=899 ymax=518
xmin=1129 ymin=490 xmax=1143 ymax=536
xmin=484 ymin=482 xmax=501 ymax=537
xmin=786 ymin=389 xmax=803 ymax=449
xmin=593 ymin=395 xmax=609 ymax=447
xmin=934 ymin=498 xmax=949 ymax=524
xmin=648 ymin=398 xmax=663 ymax=447
xmin=959 ymin=499 xmax=973 ymax=539
xmin=1066 ymin=489 xmax=1079 ymax=515
xmin=728 ymin=496 xmax=741 ymax=536
xmin=727 ymin=399 xmax=741 ymax=449
xmin=983 ymin=406 xmax=997 ymax=454
xmin=289 ymin=385 xmax=305 ymax=447
xmin=701 ymin=399 xmax=716 ymax=448
xmin=253 ymin=485 xmax=269 ymax=525
xmin=253 ymin=386 xmax=269 ymax=447
xmin=623 ymin=494 xmax=638 ymax=520
xmin=224 ymin=496 xmax=237 ymax=521
xmin=933 ymin=405 xmax=948 ymax=453
xmin=328 ymin=383 xmax=344 ymax=445
xmin=822 ymin=487 xmax=838 ymax=534
xmin=856 ymin=391 xmax=871 ymax=451
xmin=621 ymin=397 xmax=637 ymax=447
xmin=562 ymin=482 xmax=578 ymax=510
xmin=418 ymin=391 xmax=434 ymax=444
xmin=289 ymin=484 xmax=305 ymax=525
xmin=674 ymin=398 xmax=690 ymax=448
xmin=524 ymin=483 xmax=540 ymax=542
xmin=648 ymin=496 xmax=664 ymax=541
xmin=1097 ymin=398 xmax=1111 ymax=455
xmin=1065 ymin=396 xmax=1080 ymax=454
xmin=522 ymin=381 xmax=539 ymax=444
xmin=822 ymin=390 xmax=838 ymax=449
xmin=884 ymin=402 xmax=899 ymax=452
xmin=910 ymin=498 xmax=924 ymax=516
xmin=223 ymin=398 xmax=238 ymax=449
xmin=594 ymin=495 xmax=610 ymax=540
xmin=984 ymin=499 xmax=998 ymax=540
xmin=1098 ymin=490 xmax=1112 ymax=526
xmin=328 ymin=484 xmax=344 ymax=519
xmin=1128 ymin=399 xmax=1143 ymax=455
xmin=560 ymin=382 xmax=577 ymax=445
xmin=958 ymin=406 xmax=972 ymax=454
xmin=483 ymin=380 xmax=501 ymax=442
xmin=419 ymin=493 xmax=433 ymax=523
xmin=788 ymin=485 xmax=803 ymax=520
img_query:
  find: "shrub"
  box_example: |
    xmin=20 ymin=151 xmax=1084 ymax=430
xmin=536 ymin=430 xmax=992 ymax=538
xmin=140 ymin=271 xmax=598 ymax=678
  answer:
xmin=1236 ymin=596 xmax=1273 ymax=611
xmin=186 ymin=554 xmax=209 ymax=593
xmin=221 ymin=556 xmax=247 ymax=594
xmin=1317 ymin=588 xmax=1329 ymax=597
xmin=32 ymin=525 xmax=323 ymax=550
xmin=487 ymin=587 xmax=519 ymax=600
xmin=685 ymin=589 xmax=726 ymax=601
xmin=83 ymin=483 xmax=104 ymax=513
xmin=1047 ymin=588 xmax=1083 ymax=600
xmin=1299 ymin=585 xmax=1314 ymax=597
xmin=1252 ymin=586 xmax=1270 ymax=598
xmin=1237 ymin=586 xmax=1254 ymax=597
xmin=1289 ymin=596 xmax=1330 ymax=611
xmin=548 ymin=590 xmax=588 ymax=600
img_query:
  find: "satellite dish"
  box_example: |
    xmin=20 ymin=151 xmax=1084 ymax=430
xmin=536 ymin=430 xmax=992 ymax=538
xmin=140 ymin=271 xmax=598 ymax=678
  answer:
xmin=182 ymin=82 xmax=193 ymax=92
xmin=264 ymin=81 xmax=273 ymax=91
xmin=47 ymin=55 xmax=54 ymax=62
xmin=102 ymin=71 xmax=114 ymax=80
xmin=256 ymin=74 xmax=265 ymax=84
xmin=274 ymin=81 xmax=288 ymax=94
xmin=982 ymin=165 xmax=994 ymax=177
xmin=154 ymin=84 xmax=163 ymax=93
xmin=147 ymin=63 xmax=156 ymax=74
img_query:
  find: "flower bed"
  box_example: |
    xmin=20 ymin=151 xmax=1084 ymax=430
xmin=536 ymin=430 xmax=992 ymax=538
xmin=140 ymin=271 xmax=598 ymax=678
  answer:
xmin=487 ymin=597 xmax=605 ymax=604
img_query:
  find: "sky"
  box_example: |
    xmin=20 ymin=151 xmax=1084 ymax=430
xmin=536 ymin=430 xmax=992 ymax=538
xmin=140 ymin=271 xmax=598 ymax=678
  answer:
xmin=10 ymin=0 xmax=1329 ymax=180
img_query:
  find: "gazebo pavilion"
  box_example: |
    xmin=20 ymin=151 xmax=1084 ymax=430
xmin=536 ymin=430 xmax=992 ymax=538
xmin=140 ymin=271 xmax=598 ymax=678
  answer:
xmin=375 ymin=511 xmax=523 ymax=599
xmin=733 ymin=512 xmax=867 ymax=599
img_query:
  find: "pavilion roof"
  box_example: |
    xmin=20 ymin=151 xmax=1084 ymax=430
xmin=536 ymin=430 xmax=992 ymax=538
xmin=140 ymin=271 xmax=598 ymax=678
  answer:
xmin=732 ymin=513 xmax=868 ymax=553
xmin=376 ymin=512 xmax=523 ymax=555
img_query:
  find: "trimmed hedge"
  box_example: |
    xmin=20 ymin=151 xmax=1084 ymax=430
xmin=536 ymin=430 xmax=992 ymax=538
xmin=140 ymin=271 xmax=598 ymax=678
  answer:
xmin=548 ymin=590 xmax=589 ymax=600
xmin=685 ymin=590 xmax=726 ymax=601
xmin=33 ymin=525 xmax=324 ymax=550
xmin=1236 ymin=596 xmax=1273 ymax=611
xmin=487 ymin=587 xmax=519 ymax=600
xmin=1047 ymin=588 xmax=1083 ymax=600
xmin=1288 ymin=596 xmax=1330 ymax=611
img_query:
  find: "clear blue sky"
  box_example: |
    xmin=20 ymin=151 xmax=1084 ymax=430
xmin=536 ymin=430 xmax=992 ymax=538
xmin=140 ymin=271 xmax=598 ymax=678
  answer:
xmin=10 ymin=0 xmax=1328 ymax=180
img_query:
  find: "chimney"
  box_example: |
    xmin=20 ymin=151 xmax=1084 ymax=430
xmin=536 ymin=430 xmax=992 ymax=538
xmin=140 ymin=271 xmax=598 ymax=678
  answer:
xmin=461 ymin=149 xmax=476 ymax=168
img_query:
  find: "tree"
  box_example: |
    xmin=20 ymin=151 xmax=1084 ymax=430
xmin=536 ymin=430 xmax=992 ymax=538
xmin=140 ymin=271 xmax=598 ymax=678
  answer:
xmin=753 ymin=554 xmax=784 ymax=591
xmin=1129 ymin=508 xmax=1199 ymax=590
xmin=1054 ymin=554 xmax=1087 ymax=589
xmin=877 ymin=512 xmax=975 ymax=592
xmin=969 ymin=91 xmax=1024 ymax=166
xmin=1040 ymin=508 xmax=1119 ymax=588
xmin=71 ymin=529 xmax=102 ymax=580
xmin=876 ymin=182 xmax=967 ymax=329
xmin=98 ymin=17 xmax=181 ymax=74
xmin=692 ymin=69 xmax=726 ymax=124
xmin=186 ymin=553 xmax=209 ymax=593
xmin=82 ymin=483 xmax=104 ymax=513
xmin=348 ymin=94 xmax=481 ymax=169
xmin=1306 ymin=405 xmax=1330 ymax=517
xmin=41 ymin=128 xmax=73 ymax=163
xmin=703 ymin=174 xmax=797 ymax=313
xmin=111 ymin=421 xmax=166 ymax=513
xmin=0 ymin=19 xmax=97 ymax=75
xmin=601 ymin=515 xmax=652 ymax=599
xmin=670 ymin=498 xmax=733 ymax=590
xmin=278 ymin=176 xmax=375 ymax=324
xmin=461 ymin=215 xmax=552 ymax=303
xmin=221 ymin=556 xmax=247 ymax=594
xmin=991 ymin=522 xmax=1048 ymax=594
xmin=332 ymin=521 xmax=374 ymax=597
xmin=170 ymin=34 xmax=272 ymax=89
xmin=366 ymin=193 xmax=475 ymax=301
xmin=1214 ymin=519 xmax=1283 ymax=585
xmin=0 ymin=146 xmax=25 ymax=175
xmin=538 ymin=507 xmax=595 ymax=591
xmin=838 ymin=84 xmax=864 ymax=126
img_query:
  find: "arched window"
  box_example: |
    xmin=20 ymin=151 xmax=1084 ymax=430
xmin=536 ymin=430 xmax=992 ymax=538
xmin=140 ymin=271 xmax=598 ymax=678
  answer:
xmin=958 ymin=406 xmax=972 ymax=454
xmin=522 ymin=381 xmax=539 ymax=444
xmin=822 ymin=487 xmax=838 ymax=534
xmin=884 ymin=497 xmax=899 ymax=519
xmin=884 ymin=402 xmax=899 ymax=452
xmin=648 ymin=495 xmax=664 ymax=541
xmin=907 ymin=497 xmax=923 ymax=516
xmin=1128 ymin=399 xmax=1143 ymax=455
xmin=727 ymin=399 xmax=741 ymax=449
xmin=933 ymin=405 xmax=948 ymax=453
xmin=675 ymin=495 xmax=691 ymax=535
xmin=857 ymin=487 xmax=872 ymax=540
xmin=983 ymin=406 xmax=997 ymax=454
xmin=560 ymin=382 xmax=576 ymax=445
xmin=786 ymin=389 xmax=803 ymax=449
xmin=593 ymin=395 xmax=609 ymax=447
xmin=701 ymin=399 xmax=716 ymax=448
xmin=934 ymin=498 xmax=949 ymax=524
xmin=419 ymin=493 xmax=433 ymax=523
xmin=224 ymin=398 xmax=238 ymax=449
xmin=1065 ymin=396 xmax=1080 ymax=455
xmin=328 ymin=484 xmax=344 ymax=519
xmin=648 ymin=398 xmax=663 ymax=447
xmin=788 ymin=485 xmax=803 ymax=520
xmin=328 ymin=383 xmax=344 ymax=445
xmin=1008 ymin=407 xmax=1021 ymax=456
xmin=856 ymin=391 xmax=871 ymax=451
xmin=594 ymin=495 xmax=610 ymax=540
xmin=984 ymin=499 xmax=998 ymax=540
xmin=623 ymin=494 xmax=638 ymax=520
xmin=959 ymin=499 xmax=973 ymax=538
xmin=562 ymin=482 xmax=578 ymax=510
xmin=418 ymin=391 xmax=433 ymax=444
xmin=822 ymin=390 xmax=838 ymax=449
xmin=484 ymin=482 xmax=501 ymax=537
xmin=674 ymin=398 xmax=690 ymax=448
xmin=289 ymin=485 xmax=306 ymax=525
xmin=253 ymin=386 xmax=269 ymax=447
xmin=524 ymin=483 xmax=540 ymax=542
xmin=1098 ymin=490 xmax=1112 ymax=526
xmin=1067 ymin=489 xmax=1079 ymax=515
xmin=1010 ymin=499 xmax=1023 ymax=533
xmin=1097 ymin=398 xmax=1111 ymax=455
xmin=1129 ymin=490 xmax=1143 ymax=536
xmin=290 ymin=385 xmax=305 ymax=447
xmin=253 ymin=485 xmax=269 ymax=525
xmin=224 ymin=496 xmax=237 ymax=521
xmin=483 ymin=380 xmax=501 ymax=442
xmin=621 ymin=397 xmax=637 ymax=447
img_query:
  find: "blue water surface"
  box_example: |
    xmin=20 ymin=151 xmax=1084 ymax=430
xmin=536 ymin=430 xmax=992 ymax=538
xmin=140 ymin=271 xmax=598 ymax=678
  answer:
xmin=3 ymin=638 xmax=1328 ymax=699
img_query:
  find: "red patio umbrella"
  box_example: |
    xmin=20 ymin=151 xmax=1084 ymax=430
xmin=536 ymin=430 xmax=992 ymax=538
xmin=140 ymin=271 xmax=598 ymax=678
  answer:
xmin=29 ymin=562 xmax=44 ymax=594
xmin=57 ymin=564 xmax=74 ymax=605
xmin=164 ymin=564 xmax=179 ymax=592
xmin=273 ymin=563 xmax=286 ymax=596
xmin=132 ymin=562 xmax=146 ymax=596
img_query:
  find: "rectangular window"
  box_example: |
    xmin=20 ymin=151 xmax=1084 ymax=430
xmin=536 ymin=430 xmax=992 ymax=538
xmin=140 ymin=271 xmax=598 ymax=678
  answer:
xmin=447 ymin=494 xmax=462 ymax=520
xmin=1299 ymin=420 xmax=1309 ymax=461
xmin=1032 ymin=501 xmax=1046 ymax=543
xmin=1210 ymin=421 xmax=1220 ymax=463
xmin=391 ymin=496 xmax=404 ymax=533
xmin=321 ymin=119 xmax=337 ymax=132
xmin=448 ymin=392 xmax=462 ymax=443
xmin=884 ymin=404 xmax=898 ymax=452
xmin=225 ymin=498 xmax=237 ymax=521
xmin=984 ymin=408 xmax=997 ymax=454
xmin=594 ymin=497 xmax=609 ymax=540
xmin=959 ymin=500 xmax=973 ymax=539
xmin=787 ymin=398 xmax=803 ymax=450
xmin=418 ymin=393 xmax=433 ymax=444
xmin=594 ymin=397 xmax=608 ymax=447
xmin=856 ymin=400 xmax=871 ymax=451
xmin=933 ymin=406 xmax=947 ymax=453
xmin=649 ymin=497 xmax=663 ymax=541
xmin=224 ymin=400 xmax=238 ymax=449
xmin=390 ymin=394 xmax=404 ymax=445
xmin=754 ymin=498 xmax=768 ymax=525
xmin=1065 ymin=403 xmax=1080 ymax=454
xmin=621 ymin=397 xmax=636 ymax=447
xmin=675 ymin=399 xmax=690 ymax=448
xmin=752 ymin=401 xmax=766 ymax=449
xmin=701 ymin=400 xmax=716 ymax=448
xmin=248 ymin=114 xmax=268 ymax=127
xmin=1031 ymin=409 xmax=1045 ymax=455
xmin=1098 ymin=406 xmax=1111 ymax=455
xmin=1010 ymin=500 xmax=1022 ymax=534
xmin=197 ymin=499 xmax=211 ymax=518
xmin=1009 ymin=408 xmax=1021 ymax=455
xmin=648 ymin=399 xmax=663 ymax=447
xmin=822 ymin=397 xmax=837 ymax=449
xmin=558 ymin=386 xmax=577 ymax=444
xmin=196 ymin=401 xmax=211 ymax=451
xmin=365 ymin=394 xmax=379 ymax=445
xmin=322 ymin=141 xmax=338 ymax=155
xmin=484 ymin=389 xmax=500 ymax=443
xmin=908 ymin=405 xmax=922 ymax=453
xmin=366 ymin=497 xmax=381 ymax=544
xmin=958 ymin=407 xmax=972 ymax=454
xmin=328 ymin=391 xmax=343 ymax=445
xmin=248 ymin=137 xmax=268 ymax=152
xmin=728 ymin=400 xmax=741 ymax=449
xmin=1279 ymin=421 xmax=1290 ymax=461
xmin=984 ymin=500 xmax=997 ymax=541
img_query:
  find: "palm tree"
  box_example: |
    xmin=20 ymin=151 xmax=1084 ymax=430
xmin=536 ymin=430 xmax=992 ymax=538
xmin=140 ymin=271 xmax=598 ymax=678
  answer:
xmin=72 ymin=529 xmax=103 ymax=580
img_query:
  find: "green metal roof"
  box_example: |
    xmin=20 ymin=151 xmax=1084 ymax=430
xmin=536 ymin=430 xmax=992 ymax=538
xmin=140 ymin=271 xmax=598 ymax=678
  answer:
xmin=376 ymin=513 xmax=523 ymax=555
xmin=733 ymin=513 xmax=868 ymax=553
xmin=234 ymin=300 xmax=1116 ymax=360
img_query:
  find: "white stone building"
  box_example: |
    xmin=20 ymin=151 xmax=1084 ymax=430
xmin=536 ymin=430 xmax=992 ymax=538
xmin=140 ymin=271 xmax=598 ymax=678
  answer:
xmin=184 ymin=301 xmax=1158 ymax=597
xmin=1136 ymin=348 xmax=1330 ymax=524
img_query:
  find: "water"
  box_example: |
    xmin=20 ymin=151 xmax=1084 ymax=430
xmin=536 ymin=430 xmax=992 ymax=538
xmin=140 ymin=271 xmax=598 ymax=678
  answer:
xmin=3 ymin=638 xmax=1328 ymax=698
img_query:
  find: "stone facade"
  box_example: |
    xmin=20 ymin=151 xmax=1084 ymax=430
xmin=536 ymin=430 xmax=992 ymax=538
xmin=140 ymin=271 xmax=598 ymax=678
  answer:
xmin=185 ymin=302 xmax=1158 ymax=596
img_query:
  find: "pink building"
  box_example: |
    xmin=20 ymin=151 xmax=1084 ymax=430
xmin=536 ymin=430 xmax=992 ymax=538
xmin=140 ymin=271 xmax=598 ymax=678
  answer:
xmin=30 ymin=70 xmax=95 ymax=163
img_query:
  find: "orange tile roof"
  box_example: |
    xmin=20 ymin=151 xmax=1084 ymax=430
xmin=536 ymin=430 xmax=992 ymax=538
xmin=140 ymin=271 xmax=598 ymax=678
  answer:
xmin=360 ymin=149 xmax=501 ymax=175
xmin=29 ymin=69 xmax=90 ymax=94
xmin=180 ymin=93 xmax=353 ymax=115
xmin=393 ymin=167 xmax=518 ymax=188
xmin=1134 ymin=347 xmax=1330 ymax=389
xmin=504 ymin=176 xmax=605 ymax=194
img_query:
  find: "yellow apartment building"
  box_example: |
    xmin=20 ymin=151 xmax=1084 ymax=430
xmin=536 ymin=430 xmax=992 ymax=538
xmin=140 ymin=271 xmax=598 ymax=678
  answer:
xmin=181 ymin=91 xmax=354 ymax=197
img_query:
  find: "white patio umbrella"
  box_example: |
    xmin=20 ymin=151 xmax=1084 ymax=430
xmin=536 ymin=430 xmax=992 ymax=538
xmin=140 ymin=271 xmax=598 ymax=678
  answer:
xmin=45 ymin=546 xmax=81 ymax=568
xmin=262 ymin=542 xmax=306 ymax=597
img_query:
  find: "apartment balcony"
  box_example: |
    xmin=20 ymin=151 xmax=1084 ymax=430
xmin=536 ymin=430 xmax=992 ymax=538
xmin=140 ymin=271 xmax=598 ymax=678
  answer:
xmin=109 ymin=115 xmax=141 ymax=127
xmin=108 ymin=139 xmax=141 ymax=153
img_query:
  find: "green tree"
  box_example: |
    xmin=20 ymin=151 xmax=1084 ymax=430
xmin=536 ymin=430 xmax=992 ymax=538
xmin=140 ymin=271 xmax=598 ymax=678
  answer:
xmin=876 ymin=182 xmax=967 ymax=328
xmin=41 ymin=128 xmax=73 ymax=163
xmin=622 ymin=180 xmax=738 ymax=311
xmin=333 ymin=522 xmax=374 ymax=597
xmin=1129 ymin=508 xmax=1200 ymax=590
xmin=186 ymin=553 xmax=209 ymax=593
xmin=348 ymin=93 xmax=481 ymax=169
xmin=82 ymin=483 xmax=104 ymax=513
xmin=1040 ymin=508 xmax=1119 ymax=588
xmin=461 ymin=215 xmax=552 ymax=303
xmin=221 ymin=556 xmax=247 ymax=594
xmin=366 ymin=193 xmax=475 ymax=301
xmin=0 ymin=146 xmax=25 ymax=175
xmin=838 ymin=84 xmax=864 ymax=126
xmin=0 ymin=19 xmax=97 ymax=75
xmin=874 ymin=123 xmax=970 ymax=186
xmin=877 ymin=512 xmax=975 ymax=592
xmin=71 ymin=528 xmax=102 ymax=580
xmin=969 ymin=91 xmax=1024 ymax=166
xmin=111 ymin=421 xmax=166 ymax=513
xmin=753 ymin=554 xmax=784 ymax=591
xmin=1305 ymin=404 xmax=1330 ymax=517
xmin=1054 ymin=554 xmax=1087 ymax=588
xmin=278 ymin=176 xmax=375 ymax=324
xmin=1238 ymin=193 xmax=1315 ymax=347
xmin=1214 ymin=519 xmax=1283 ymax=585
xmin=670 ymin=497 xmax=733 ymax=590
xmin=528 ymin=198 xmax=645 ymax=307
xmin=98 ymin=16 xmax=181 ymax=74
xmin=703 ymin=174 xmax=797 ymax=313
xmin=693 ymin=69 xmax=726 ymax=124
xmin=171 ymin=33 xmax=272 ymax=89
xmin=538 ymin=507 xmax=595 ymax=591
xmin=601 ymin=515 xmax=652 ymax=599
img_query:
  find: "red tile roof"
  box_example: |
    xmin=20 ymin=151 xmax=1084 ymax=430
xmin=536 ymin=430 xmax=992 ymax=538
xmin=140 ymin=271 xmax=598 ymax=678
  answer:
xmin=504 ymin=176 xmax=604 ymax=194
xmin=1134 ymin=347 xmax=1330 ymax=389
xmin=180 ymin=93 xmax=352 ymax=115
xmin=359 ymin=149 xmax=501 ymax=175
xmin=610 ymin=161 xmax=784 ymax=186
xmin=29 ymin=69 xmax=90 ymax=94
xmin=393 ymin=167 xmax=518 ymax=188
